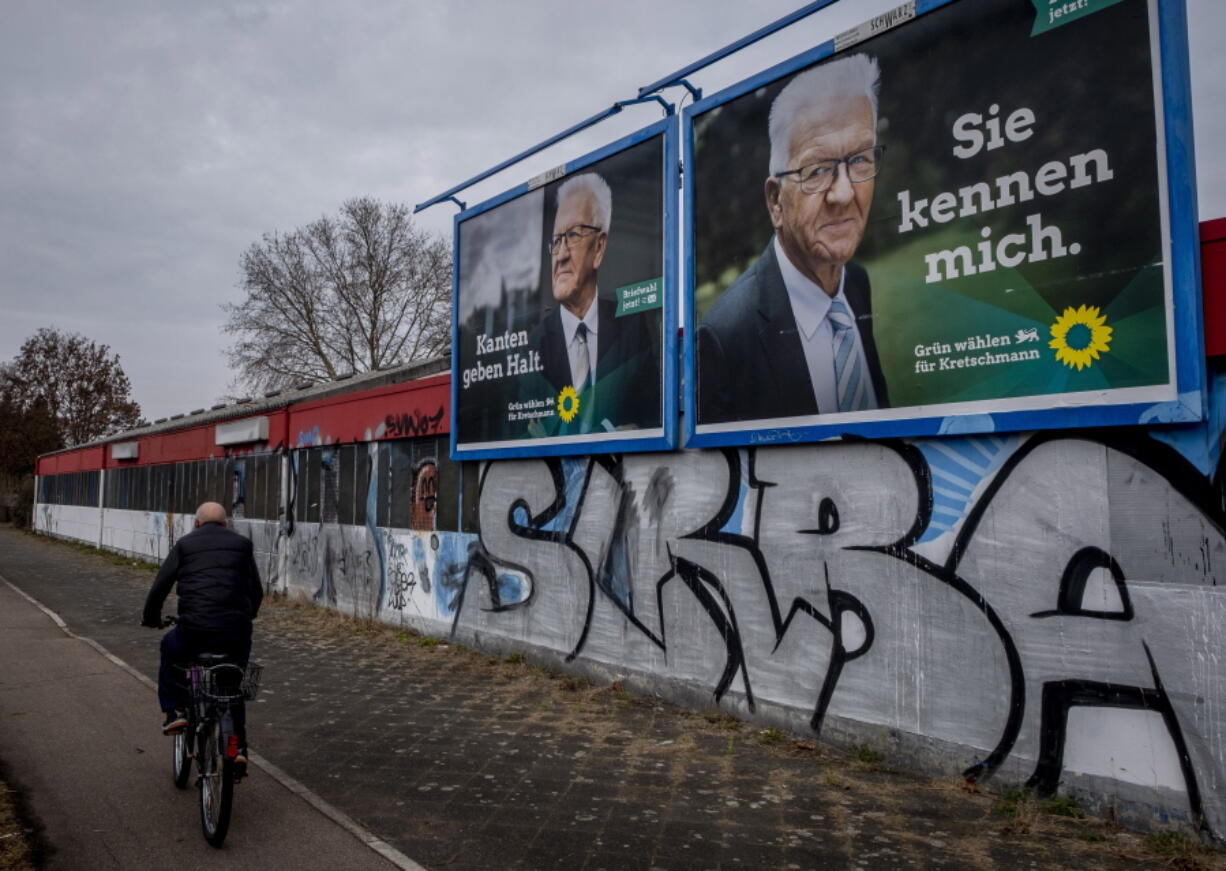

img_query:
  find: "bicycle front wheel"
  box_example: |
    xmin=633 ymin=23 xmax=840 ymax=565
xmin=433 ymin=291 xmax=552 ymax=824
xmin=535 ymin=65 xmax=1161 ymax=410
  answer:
xmin=198 ymin=718 xmax=234 ymax=847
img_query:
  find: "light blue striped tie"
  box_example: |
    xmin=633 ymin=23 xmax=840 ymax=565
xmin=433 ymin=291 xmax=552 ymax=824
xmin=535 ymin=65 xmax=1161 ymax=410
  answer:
xmin=828 ymin=299 xmax=868 ymax=412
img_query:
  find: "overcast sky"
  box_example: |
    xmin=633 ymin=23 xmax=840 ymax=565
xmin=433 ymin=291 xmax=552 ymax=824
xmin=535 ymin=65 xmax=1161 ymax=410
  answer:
xmin=3 ymin=0 xmax=1223 ymax=422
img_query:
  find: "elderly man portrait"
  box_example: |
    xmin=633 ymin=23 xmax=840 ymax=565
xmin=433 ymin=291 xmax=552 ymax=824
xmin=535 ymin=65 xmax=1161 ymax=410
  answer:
xmin=531 ymin=171 xmax=660 ymax=433
xmin=698 ymin=53 xmax=890 ymax=424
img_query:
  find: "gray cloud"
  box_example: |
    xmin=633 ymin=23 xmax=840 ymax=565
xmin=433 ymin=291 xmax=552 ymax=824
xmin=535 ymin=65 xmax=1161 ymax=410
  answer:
xmin=2 ymin=0 xmax=1223 ymax=420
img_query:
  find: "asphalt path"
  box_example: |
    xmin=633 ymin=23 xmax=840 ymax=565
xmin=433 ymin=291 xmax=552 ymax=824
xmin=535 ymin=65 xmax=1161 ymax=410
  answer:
xmin=0 ymin=578 xmax=418 ymax=871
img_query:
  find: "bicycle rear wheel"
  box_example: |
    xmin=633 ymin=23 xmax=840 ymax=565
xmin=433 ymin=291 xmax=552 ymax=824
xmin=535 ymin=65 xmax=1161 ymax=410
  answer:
xmin=171 ymin=726 xmax=191 ymax=789
xmin=199 ymin=718 xmax=234 ymax=847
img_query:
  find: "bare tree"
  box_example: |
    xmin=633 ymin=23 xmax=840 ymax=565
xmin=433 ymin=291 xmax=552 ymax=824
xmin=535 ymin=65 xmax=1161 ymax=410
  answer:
xmin=1 ymin=328 xmax=143 ymax=447
xmin=223 ymin=197 xmax=451 ymax=393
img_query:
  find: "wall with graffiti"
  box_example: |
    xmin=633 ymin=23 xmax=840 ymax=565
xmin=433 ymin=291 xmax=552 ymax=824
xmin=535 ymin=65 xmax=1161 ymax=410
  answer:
xmin=100 ymin=508 xmax=191 ymax=560
xmin=31 ymin=365 xmax=1226 ymax=841
xmin=445 ymin=363 xmax=1225 ymax=842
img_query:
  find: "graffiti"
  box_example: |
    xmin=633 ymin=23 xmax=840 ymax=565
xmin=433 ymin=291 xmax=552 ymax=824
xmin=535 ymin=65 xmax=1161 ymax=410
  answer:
xmin=365 ymin=444 xmax=387 ymax=611
xmin=411 ymin=460 xmax=438 ymax=530
xmin=458 ymin=426 xmax=1226 ymax=841
xmin=434 ymin=537 xmax=477 ymax=618
xmin=386 ymin=538 xmax=417 ymax=612
xmin=296 ymin=425 xmax=322 ymax=448
xmin=384 ymin=406 xmax=445 ymax=439
xmin=148 ymin=513 xmax=165 ymax=558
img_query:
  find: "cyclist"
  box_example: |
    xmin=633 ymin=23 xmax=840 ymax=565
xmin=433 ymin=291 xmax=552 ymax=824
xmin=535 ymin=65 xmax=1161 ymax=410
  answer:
xmin=142 ymin=501 xmax=263 ymax=775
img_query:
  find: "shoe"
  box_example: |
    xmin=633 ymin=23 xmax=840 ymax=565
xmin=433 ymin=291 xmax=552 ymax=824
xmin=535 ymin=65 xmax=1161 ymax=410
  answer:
xmin=162 ymin=710 xmax=188 ymax=735
xmin=233 ymin=749 xmax=249 ymax=781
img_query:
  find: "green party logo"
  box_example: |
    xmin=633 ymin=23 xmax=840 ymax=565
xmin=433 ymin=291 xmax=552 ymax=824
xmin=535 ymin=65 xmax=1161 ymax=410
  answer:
xmin=1049 ymin=305 xmax=1112 ymax=370
xmin=556 ymin=385 xmax=580 ymax=423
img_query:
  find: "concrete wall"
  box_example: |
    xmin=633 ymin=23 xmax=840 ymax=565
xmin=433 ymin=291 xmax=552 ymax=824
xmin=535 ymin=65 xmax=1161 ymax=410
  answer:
xmin=34 ymin=364 xmax=1226 ymax=842
xmin=35 ymin=503 xmax=101 ymax=547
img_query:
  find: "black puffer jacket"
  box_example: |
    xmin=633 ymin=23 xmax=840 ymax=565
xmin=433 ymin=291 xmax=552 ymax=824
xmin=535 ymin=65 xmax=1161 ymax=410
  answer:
xmin=142 ymin=522 xmax=263 ymax=634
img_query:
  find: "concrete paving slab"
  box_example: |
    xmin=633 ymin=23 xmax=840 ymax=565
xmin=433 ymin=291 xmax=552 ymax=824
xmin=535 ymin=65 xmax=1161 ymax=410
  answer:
xmin=0 ymin=525 xmax=1205 ymax=870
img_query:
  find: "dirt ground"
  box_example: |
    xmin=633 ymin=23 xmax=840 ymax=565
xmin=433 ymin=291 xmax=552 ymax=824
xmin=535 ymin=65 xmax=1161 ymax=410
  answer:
xmin=0 ymin=770 xmax=38 ymax=871
xmin=257 ymin=593 xmax=1225 ymax=871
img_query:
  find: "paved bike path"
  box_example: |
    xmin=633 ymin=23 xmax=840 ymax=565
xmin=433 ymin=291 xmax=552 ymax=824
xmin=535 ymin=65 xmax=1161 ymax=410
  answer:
xmin=0 ymin=579 xmax=411 ymax=871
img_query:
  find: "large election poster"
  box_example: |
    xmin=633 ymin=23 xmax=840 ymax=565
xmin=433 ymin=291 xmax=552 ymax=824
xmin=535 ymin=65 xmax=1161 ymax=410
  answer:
xmin=453 ymin=123 xmax=675 ymax=458
xmin=687 ymin=0 xmax=1201 ymax=446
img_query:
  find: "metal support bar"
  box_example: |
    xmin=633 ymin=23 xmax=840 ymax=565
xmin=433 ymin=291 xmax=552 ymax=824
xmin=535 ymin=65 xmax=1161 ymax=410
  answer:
xmin=612 ymin=94 xmax=675 ymax=116
xmin=415 ymin=93 xmax=673 ymax=214
xmin=675 ymin=79 xmax=702 ymax=103
xmin=636 ymin=0 xmax=843 ymax=98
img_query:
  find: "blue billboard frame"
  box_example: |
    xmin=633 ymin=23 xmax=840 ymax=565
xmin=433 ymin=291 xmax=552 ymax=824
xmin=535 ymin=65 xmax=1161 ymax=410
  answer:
xmin=451 ymin=115 xmax=679 ymax=460
xmin=682 ymin=0 xmax=1203 ymax=449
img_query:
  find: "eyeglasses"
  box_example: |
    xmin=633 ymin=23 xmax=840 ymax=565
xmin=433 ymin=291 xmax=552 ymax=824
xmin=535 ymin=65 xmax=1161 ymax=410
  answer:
xmin=774 ymin=145 xmax=885 ymax=194
xmin=548 ymin=224 xmax=602 ymax=255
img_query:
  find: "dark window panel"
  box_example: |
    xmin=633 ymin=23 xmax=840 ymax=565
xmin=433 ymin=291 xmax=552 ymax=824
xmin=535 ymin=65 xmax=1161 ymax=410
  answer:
xmin=376 ymin=443 xmax=390 ymax=528
xmin=354 ymin=445 xmax=370 ymax=528
xmin=246 ymin=455 xmax=262 ymax=520
xmin=291 ymin=452 xmax=303 ymax=523
xmin=260 ymin=454 xmax=273 ymax=520
xmin=436 ymin=449 xmax=459 ymax=532
xmin=267 ymin=454 xmax=282 ymax=521
xmin=388 ymin=440 xmax=413 ymax=529
xmin=305 ymin=448 xmax=321 ymax=524
xmin=337 ymin=445 xmax=355 ymax=526
xmin=461 ymin=461 xmax=481 ymax=533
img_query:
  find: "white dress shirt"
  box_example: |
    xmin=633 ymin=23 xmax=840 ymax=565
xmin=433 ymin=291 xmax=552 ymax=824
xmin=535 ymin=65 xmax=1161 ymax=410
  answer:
xmin=774 ymin=237 xmax=877 ymax=413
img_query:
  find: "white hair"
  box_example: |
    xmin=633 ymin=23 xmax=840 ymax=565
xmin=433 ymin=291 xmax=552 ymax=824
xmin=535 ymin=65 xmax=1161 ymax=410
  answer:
xmin=555 ymin=172 xmax=612 ymax=232
xmin=768 ymin=53 xmax=881 ymax=174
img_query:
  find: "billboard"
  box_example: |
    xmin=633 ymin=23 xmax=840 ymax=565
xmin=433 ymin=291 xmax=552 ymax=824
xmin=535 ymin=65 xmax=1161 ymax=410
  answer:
xmin=452 ymin=119 xmax=677 ymax=459
xmin=685 ymin=0 xmax=1202 ymax=447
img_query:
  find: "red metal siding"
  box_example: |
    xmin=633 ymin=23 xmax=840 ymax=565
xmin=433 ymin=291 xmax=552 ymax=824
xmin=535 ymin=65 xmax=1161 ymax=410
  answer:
xmin=1202 ymin=218 xmax=1226 ymax=357
xmin=37 ymin=374 xmax=450 ymax=475
xmin=38 ymin=446 xmax=104 ymax=475
xmin=286 ymin=374 xmax=449 ymax=446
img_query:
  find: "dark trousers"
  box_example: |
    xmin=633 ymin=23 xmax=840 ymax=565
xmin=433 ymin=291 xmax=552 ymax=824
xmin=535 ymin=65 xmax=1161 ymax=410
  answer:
xmin=159 ymin=625 xmax=252 ymax=747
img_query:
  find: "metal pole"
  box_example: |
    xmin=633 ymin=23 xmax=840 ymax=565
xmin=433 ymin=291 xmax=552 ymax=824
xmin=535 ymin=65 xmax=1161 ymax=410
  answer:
xmin=636 ymin=0 xmax=843 ymax=98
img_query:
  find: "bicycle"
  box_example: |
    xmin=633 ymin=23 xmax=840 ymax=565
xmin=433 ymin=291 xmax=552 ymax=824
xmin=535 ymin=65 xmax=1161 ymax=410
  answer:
xmin=163 ymin=616 xmax=262 ymax=847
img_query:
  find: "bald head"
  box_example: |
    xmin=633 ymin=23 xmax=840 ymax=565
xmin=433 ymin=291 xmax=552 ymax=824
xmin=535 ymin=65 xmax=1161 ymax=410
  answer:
xmin=195 ymin=502 xmax=227 ymax=526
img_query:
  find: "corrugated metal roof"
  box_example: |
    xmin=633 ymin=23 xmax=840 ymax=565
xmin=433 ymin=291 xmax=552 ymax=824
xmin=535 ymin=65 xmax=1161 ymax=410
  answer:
xmin=39 ymin=354 xmax=450 ymax=458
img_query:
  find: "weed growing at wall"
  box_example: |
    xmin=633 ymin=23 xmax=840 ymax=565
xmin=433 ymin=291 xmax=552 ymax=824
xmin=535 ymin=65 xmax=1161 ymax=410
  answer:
xmin=1138 ymin=830 xmax=1218 ymax=871
xmin=1045 ymin=794 xmax=1085 ymax=819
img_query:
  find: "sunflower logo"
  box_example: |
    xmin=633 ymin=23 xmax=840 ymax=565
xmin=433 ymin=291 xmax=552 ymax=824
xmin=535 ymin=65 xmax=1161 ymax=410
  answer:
xmin=557 ymin=385 xmax=580 ymax=423
xmin=1049 ymin=305 xmax=1112 ymax=371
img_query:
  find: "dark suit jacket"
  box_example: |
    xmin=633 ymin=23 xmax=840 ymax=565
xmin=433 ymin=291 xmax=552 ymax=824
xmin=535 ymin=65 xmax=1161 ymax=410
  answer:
xmin=697 ymin=242 xmax=888 ymax=424
xmin=531 ymin=295 xmax=662 ymax=431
